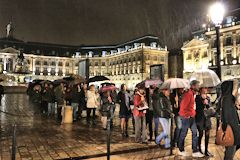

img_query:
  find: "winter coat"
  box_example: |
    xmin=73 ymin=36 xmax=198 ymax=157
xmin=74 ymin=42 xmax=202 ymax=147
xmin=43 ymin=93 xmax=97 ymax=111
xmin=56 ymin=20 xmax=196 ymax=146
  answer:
xmin=179 ymin=89 xmax=196 ymax=118
xmin=133 ymin=93 xmax=146 ymax=117
xmin=86 ymin=90 xmax=99 ymax=108
xmin=100 ymin=95 xmax=113 ymax=116
xmin=152 ymin=89 xmax=162 ymax=117
xmin=71 ymin=87 xmax=80 ymax=103
xmin=79 ymin=89 xmax=87 ymax=109
xmin=117 ymin=91 xmax=132 ymax=116
xmin=159 ymin=93 xmax=172 ymax=119
xmin=54 ymin=85 xmax=64 ymax=105
xmin=195 ymin=95 xmax=212 ymax=130
xmin=221 ymin=80 xmax=240 ymax=145
xmin=45 ymin=88 xmax=55 ymax=103
xmin=31 ymin=90 xmax=42 ymax=104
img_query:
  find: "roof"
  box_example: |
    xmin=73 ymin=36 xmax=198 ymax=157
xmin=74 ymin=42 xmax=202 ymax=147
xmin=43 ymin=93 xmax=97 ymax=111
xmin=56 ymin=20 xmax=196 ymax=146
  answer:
xmin=181 ymin=39 xmax=209 ymax=50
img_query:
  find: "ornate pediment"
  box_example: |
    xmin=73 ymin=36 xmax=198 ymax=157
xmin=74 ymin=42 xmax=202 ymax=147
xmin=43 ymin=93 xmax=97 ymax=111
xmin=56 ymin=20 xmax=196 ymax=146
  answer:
xmin=0 ymin=47 xmax=20 ymax=53
xmin=181 ymin=39 xmax=208 ymax=50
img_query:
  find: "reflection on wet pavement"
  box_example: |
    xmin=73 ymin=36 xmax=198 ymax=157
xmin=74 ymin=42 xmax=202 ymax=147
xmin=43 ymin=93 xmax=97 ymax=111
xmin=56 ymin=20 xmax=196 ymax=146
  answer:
xmin=0 ymin=94 xmax=161 ymax=160
xmin=1 ymin=94 xmax=240 ymax=160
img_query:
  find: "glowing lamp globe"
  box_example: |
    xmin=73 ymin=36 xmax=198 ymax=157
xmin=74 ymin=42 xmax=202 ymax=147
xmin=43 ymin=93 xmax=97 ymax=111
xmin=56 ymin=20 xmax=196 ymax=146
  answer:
xmin=209 ymin=2 xmax=225 ymax=25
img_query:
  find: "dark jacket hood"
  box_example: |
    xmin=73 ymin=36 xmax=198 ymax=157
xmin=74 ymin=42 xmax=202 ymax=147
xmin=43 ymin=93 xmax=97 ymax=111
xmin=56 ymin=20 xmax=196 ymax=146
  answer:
xmin=221 ymin=80 xmax=233 ymax=96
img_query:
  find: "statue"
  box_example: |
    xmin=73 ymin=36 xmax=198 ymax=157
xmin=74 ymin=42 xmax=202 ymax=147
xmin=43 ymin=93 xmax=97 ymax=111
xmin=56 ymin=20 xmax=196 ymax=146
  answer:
xmin=14 ymin=50 xmax=29 ymax=73
xmin=6 ymin=22 xmax=13 ymax=37
xmin=18 ymin=51 xmax=24 ymax=62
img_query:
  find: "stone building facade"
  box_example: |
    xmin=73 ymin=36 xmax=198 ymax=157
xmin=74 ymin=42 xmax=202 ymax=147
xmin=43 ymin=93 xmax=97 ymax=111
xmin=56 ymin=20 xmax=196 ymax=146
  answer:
xmin=182 ymin=22 xmax=240 ymax=80
xmin=0 ymin=35 xmax=168 ymax=88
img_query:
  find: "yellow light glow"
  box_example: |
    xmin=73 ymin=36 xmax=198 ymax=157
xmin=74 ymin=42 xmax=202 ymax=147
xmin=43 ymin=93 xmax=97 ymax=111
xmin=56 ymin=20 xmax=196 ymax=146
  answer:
xmin=209 ymin=2 xmax=225 ymax=25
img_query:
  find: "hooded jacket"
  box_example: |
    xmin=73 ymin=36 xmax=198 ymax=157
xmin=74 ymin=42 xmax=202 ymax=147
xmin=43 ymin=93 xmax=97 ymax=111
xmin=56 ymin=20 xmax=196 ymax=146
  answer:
xmin=221 ymin=80 xmax=240 ymax=145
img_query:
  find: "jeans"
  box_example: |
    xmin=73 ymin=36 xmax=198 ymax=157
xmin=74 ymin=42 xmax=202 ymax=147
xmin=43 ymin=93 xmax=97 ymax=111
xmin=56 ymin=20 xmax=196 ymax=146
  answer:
xmin=173 ymin=115 xmax=182 ymax=146
xmin=156 ymin=118 xmax=171 ymax=148
xmin=134 ymin=116 xmax=147 ymax=143
xmin=178 ymin=117 xmax=198 ymax=152
xmin=48 ymin=103 xmax=55 ymax=116
xmin=71 ymin=103 xmax=79 ymax=120
xmin=224 ymin=146 xmax=236 ymax=160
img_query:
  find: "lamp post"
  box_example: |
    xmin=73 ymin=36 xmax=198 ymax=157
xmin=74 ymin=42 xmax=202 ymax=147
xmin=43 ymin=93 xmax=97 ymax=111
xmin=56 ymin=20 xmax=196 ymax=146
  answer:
xmin=209 ymin=2 xmax=225 ymax=80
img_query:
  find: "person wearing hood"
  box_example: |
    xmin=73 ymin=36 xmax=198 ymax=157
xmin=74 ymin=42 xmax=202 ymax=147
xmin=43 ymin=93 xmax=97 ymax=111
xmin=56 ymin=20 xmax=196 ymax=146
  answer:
xmin=221 ymin=79 xmax=240 ymax=160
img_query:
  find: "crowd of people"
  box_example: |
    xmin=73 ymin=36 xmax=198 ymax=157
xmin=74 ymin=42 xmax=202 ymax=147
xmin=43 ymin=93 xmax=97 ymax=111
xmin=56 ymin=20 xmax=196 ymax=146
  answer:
xmin=27 ymin=79 xmax=240 ymax=160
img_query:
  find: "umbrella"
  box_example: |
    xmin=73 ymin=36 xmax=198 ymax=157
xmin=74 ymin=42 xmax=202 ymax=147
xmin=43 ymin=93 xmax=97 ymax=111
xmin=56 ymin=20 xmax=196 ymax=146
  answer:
xmin=190 ymin=69 xmax=221 ymax=88
xmin=63 ymin=76 xmax=75 ymax=81
xmin=70 ymin=78 xmax=85 ymax=85
xmin=88 ymin=76 xmax=110 ymax=83
xmin=101 ymin=82 xmax=115 ymax=87
xmin=101 ymin=86 xmax=118 ymax=92
xmin=32 ymin=79 xmax=44 ymax=83
xmin=40 ymin=80 xmax=52 ymax=84
xmin=53 ymin=79 xmax=67 ymax=85
xmin=160 ymin=78 xmax=190 ymax=90
xmin=136 ymin=79 xmax=162 ymax=88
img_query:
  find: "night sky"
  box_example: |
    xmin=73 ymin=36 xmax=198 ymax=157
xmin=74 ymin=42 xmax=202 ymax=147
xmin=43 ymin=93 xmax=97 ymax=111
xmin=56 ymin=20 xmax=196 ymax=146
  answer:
xmin=0 ymin=0 xmax=239 ymax=49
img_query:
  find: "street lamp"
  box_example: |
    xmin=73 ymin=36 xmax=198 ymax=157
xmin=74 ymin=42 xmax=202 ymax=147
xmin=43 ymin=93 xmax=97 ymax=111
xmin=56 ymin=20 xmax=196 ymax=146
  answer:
xmin=209 ymin=2 xmax=225 ymax=80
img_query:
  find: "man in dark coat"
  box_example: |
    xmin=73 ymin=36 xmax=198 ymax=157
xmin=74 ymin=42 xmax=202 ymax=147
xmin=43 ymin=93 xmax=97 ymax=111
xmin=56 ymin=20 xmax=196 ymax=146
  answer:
xmin=54 ymin=83 xmax=65 ymax=122
xmin=71 ymin=84 xmax=81 ymax=121
xmin=221 ymin=79 xmax=240 ymax=160
xmin=45 ymin=83 xmax=55 ymax=116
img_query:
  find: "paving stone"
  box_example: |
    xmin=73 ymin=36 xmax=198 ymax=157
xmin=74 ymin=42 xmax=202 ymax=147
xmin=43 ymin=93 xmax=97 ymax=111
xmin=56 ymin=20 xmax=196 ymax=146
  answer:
xmin=1 ymin=94 xmax=240 ymax=160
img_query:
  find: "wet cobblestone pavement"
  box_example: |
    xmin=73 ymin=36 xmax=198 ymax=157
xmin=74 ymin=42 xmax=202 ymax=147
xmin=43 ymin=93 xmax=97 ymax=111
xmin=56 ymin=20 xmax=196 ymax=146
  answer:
xmin=0 ymin=94 xmax=240 ymax=160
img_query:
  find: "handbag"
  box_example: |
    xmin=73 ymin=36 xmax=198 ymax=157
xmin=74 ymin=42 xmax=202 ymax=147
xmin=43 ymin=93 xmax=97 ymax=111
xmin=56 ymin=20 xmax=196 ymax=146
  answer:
xmin=216 ymin=97 xmax=234 ymax=146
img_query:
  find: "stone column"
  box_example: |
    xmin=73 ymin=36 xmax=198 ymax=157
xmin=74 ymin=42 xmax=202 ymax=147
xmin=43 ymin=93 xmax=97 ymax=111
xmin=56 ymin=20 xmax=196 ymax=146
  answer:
xmin=3 ymin=56 xmax=7 ymax=73
xmin=220 ymin=36 xmax=224 ymax=60
xmin=233 ymin=34 xmax=237 ymax=58
xmin=32 ymin=58 xmax=35 ymax=74
xmin=55 ymin=61 xmax=58 ymax=76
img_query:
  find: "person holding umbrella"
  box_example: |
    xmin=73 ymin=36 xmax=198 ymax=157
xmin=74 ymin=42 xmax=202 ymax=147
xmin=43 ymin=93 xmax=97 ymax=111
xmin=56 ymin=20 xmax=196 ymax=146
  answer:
xmin=100 ymin=90 xmax=114 ymax=130
xmin=86 ymin=84 xmax=99 ymax=126
xmin=178 ymin=80 xmax=204 ymax=158
xmin=195 ymin=87 xmax=213 ymax=157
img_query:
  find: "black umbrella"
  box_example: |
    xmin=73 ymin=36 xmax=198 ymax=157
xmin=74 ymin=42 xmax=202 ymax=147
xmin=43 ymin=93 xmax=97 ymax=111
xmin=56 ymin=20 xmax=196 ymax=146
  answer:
xmin=63 ymin=76 xmax=75 ymax=81
xmin=53 ymin=79 xmax=67 ymax=85
xmin=88 ymin=76 xmax=110 ymax=83
xmin=32 ymin=79 xmax=44 ymax=83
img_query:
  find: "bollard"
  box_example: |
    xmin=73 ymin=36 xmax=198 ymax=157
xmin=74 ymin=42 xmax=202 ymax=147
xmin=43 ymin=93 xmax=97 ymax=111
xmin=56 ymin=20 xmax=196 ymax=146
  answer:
xmin=107 ymin=118 xmax=111 ymax=160
xmin=12 ymin=124 xmax=16 ymax=160
xmin=170 ymin=117 xmax=173 ymax=155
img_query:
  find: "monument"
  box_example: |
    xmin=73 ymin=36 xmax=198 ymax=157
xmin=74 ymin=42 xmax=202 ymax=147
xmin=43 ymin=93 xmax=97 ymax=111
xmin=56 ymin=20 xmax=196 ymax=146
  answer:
xmin=14 ymin=50 xmax=29 ymax=74
xmin=6 ymin=22 xmax=13 ymax=38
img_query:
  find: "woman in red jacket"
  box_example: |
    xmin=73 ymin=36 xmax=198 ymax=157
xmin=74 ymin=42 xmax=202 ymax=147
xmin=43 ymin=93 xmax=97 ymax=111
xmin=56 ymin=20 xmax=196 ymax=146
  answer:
xmin=134 ymin=88 xmax=148 ymax=144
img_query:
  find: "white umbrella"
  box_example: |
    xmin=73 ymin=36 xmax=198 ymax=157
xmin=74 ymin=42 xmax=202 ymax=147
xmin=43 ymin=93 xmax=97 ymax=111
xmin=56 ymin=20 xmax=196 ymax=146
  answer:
xmin=160 ymin=78 xmax=190 ymax=90
xmin=190 ymin=69 xmax=221 ymax=88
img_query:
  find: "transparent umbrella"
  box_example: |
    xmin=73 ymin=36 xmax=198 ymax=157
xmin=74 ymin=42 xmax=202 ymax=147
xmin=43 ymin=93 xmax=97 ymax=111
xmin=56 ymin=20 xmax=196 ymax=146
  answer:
xmin=160 ymin=78 xmax=189 ymax=90
xmin=190 ymin=69 xmax=221 ymax=88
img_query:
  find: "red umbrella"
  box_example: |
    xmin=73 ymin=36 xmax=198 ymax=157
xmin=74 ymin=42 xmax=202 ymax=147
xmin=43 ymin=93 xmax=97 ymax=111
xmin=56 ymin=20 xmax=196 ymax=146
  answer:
xmin=101 ymin=86 xmax=118 ymax=92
